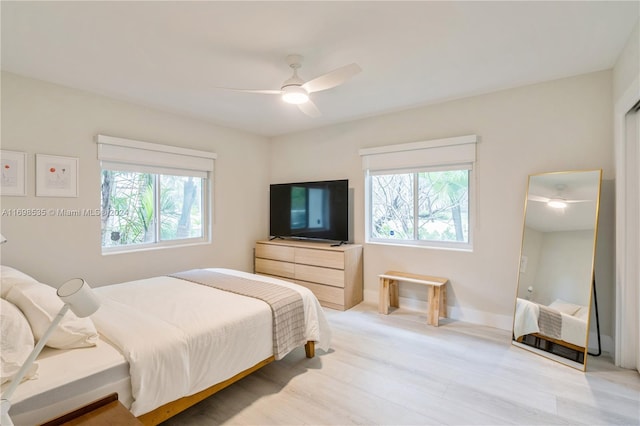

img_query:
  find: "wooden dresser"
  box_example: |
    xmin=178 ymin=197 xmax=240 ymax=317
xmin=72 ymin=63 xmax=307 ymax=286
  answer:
xmin=254 ymin=239 xmax=363 ymax=310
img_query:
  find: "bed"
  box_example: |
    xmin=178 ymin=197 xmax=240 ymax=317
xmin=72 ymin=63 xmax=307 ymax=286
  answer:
xmin=1 ymin=267 xmax=331 ymax=425
xmin=513 ymin=297 xmax=588 ymax=353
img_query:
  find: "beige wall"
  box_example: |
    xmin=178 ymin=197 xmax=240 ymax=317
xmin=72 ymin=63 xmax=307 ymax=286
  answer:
xmin=528 ymin=230 xmax=595 ymax=307
xmin=270 ymin=70 xmax=615 ymax=329
xmin=613 ymin=21 xmax=639 ymax=102
xmin=0 ymin=72 xmax=270 ymax=287
xmin=0 ymin=69 xmax=617 ymax=335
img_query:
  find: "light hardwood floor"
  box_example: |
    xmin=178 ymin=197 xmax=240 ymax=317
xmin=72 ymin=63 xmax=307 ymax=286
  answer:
xmin=162 ymin=303 xmax=640 ymax=425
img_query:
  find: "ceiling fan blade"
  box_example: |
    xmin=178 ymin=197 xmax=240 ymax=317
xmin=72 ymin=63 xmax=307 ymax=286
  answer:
xmin=528 ymin=195 xmax=550 ymax=202
xmin=297 ymin=100 xmax=322 ymax=117
xmin=302 ymin=63 xmax=362 ymax=93
xmin=217 ymin=88 xmax=283 ymax=95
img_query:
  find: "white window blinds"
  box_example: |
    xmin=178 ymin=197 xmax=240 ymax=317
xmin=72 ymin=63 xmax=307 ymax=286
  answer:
xmin=97 ymin=134 xmax=216 ymax=178
xmin=359 ymin=134 xmax=477 ymax=172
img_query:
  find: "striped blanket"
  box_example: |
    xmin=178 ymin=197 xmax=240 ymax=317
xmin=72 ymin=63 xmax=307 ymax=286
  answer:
xmin=538 ymin=304 xmax=562 ymax=340
xmin=170 ymin=269 xmax=306 ymax=360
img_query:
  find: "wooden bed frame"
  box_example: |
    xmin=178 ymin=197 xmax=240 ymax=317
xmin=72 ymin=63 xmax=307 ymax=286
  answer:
xmin=516 ymin=334 xmax=584 ymax=353
xmin=529 ymin=333 xmax=585 ymax=353
xmin=137 ymin=341 xmax=315 ymax=425
xmin=516 ymin=333 xmax=586 ymax=362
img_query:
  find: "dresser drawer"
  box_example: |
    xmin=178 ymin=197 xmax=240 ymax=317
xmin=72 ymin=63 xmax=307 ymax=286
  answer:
xmin=295 ymin=248 xmax=344 ymax=269
xmin=294 ymin=280 xmax=344 ymax=306
xmin=295 ymin=264 xmax=344 ymax=287
xmin=256 ymin=243 xmax=295 ymax=262
xmin=255 ymin=240 xmax=362 ymax=311
xmin=255 ymin=258 xmax=294 ymax=279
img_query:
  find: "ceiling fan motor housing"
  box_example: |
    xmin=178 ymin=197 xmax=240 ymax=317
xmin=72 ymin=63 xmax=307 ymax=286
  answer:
xmin=281 ymin=56 xmax=308 ymax=104
xmin=281 ymin=85 xmax=309 ymax=104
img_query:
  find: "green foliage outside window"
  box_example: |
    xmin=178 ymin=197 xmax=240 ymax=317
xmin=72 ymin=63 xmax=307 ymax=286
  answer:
xmin=371 ymin=169 xmax=469 ymax=244
xmin=101 ymin=170 xmax=203 ymax=248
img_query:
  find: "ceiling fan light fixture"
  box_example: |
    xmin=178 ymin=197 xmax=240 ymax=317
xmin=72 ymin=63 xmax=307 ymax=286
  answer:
xmin=281 ymin=85 xmax=309 ymax=104
xmin=547 ymin=198 xmax=568 ymax=209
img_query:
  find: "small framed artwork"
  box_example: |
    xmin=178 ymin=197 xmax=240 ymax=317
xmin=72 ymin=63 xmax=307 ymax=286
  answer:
xmin=36 ymin=154 xmax=79 ymax=197
xmin=0 ymin=150 xmax=27 ymax=196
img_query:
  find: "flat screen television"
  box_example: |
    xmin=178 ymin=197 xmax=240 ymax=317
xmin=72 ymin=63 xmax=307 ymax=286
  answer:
xmin=270 ymin=179 xmax=349 ymax=243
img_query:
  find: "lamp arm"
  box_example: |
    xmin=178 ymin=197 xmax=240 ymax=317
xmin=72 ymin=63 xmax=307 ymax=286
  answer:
xmin=1 ymin=304 xmax=70 ymax=401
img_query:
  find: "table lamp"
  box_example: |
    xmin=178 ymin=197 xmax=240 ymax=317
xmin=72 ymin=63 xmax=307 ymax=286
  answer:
xmin=0 ymin=278 xmax=100 ymax=426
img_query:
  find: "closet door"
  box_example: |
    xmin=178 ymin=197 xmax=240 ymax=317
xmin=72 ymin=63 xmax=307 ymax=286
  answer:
xmin=618 ymin=103 xmax=640 ymax=372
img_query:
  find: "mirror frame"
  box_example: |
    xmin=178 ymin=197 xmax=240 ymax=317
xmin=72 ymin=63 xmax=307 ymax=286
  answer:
xmin=512 ymin=169 xmax=602 ymax=371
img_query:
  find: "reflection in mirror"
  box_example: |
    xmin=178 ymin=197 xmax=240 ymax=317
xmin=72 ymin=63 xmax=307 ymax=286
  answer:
xmin=512 ymin=170 xmax=602 ymax=371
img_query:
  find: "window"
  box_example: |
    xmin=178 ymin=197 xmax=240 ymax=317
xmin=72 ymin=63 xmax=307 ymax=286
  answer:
xmin=370 ymin=168 xmax=470 ymax=244
xmin=361 ymin=135 xmax=476 ymax=250
xmin=101 ymin=171 xmax=203 ymax=247
xmin=97 ymin=135 xmax=215 ymax=253
xmin=291 ymin=186 xmax=328 ymax=230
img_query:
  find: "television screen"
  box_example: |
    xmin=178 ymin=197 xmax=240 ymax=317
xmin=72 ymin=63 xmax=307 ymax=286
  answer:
xmin=270 ymin=179 xmax=349 ymax=242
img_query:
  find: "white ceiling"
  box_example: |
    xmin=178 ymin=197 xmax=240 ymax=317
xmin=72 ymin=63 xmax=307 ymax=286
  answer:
xmin=1 ymin=1 xmax=638 ymax=137
xmin=525 ymin=170 xmax=602 ymax=232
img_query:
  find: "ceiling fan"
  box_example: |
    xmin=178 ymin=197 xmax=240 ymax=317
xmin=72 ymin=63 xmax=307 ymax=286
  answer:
xmin=223 ymin=54 xmax=362 ymax=117
xmin=529 ymin=184 xmax=590 ymax=209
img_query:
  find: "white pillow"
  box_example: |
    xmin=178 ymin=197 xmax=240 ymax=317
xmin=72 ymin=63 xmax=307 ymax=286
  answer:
xmin=574 ymin=306 xmax=590 ymax=321
xmin=548 ymin=299 xmax=582 ymax=316
xmin=1 ymin=299 xmax=38 ymax=384
xmin=6 ymin=281 xmax=98 ymax=349
xmin=1 ymin=265 xmax=40 ymax=299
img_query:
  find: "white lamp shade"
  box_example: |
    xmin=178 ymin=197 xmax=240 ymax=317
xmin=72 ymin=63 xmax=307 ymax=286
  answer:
xmin=57 ymin=278 xmax=100 ymax=318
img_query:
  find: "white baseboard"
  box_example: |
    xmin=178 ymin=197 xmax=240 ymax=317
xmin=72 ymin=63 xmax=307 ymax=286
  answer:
xmin=363 ymin=289 xmax=513 ymax=330
xmin=364 ymin=289 xmax=614 ymax=354
xmin=588 ymin=332 xmax=613 ymax=355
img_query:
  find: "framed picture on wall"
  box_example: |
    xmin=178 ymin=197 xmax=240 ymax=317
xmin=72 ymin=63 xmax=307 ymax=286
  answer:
xmin=36 ymin=154 xmax=79 ymax=197
xmin=0 ymin=150 xmax=27 ymax=196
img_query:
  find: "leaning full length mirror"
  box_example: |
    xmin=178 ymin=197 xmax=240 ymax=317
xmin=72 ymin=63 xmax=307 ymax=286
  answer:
xmin=512 ymin=170 xmax=602 ymax=371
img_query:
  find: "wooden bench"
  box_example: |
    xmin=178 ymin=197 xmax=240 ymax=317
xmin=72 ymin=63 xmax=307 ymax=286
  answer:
xmin=378 ymin=271 xmax=449 ymax=326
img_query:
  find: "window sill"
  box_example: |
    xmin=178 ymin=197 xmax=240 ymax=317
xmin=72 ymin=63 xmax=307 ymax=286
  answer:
xmin=365 ymin=240 xmax=473 ymax=252
xmin=101 ymin=239 xmax=210 ymax=256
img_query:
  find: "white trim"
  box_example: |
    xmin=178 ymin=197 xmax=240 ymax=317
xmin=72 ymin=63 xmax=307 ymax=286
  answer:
xmin=363 ymin=289 xmax=513 ymax=330
xmin=359 ymin=135 xmax=477 ymax=172
xmin=366 ymin=238 xmax=473 ymax=252
xmin=102 ymin=238 xmax=210 ymax=255
xmin=364 ymin=289 xmax=613 ymax=350
xmin=101 ymin=161 xmax=208 ymax=179
xmin=588 ymin=332 xmax=614 ymax=356
xmin=96 ymin=134 xmax=217 ymax=160
xmin=368 ymin=163 xmax=473 ymax=175
xmin=361 ymin=135 xmax=477 ymax=249
xmin=97 ymin=134 xmax=214 ymax=254
xmin=614 ymin=75 xmax=640 ymax=370
xmin=97 ymin=134 xmax=216 ymax=175
xmin=358 ymin=134 xmax=477 ymax=156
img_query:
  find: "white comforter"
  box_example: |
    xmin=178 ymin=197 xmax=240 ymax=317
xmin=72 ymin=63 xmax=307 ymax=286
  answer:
xmin=513 ymin=298 xmax=587 ymax=348
xmin=90 ymin=268 xmax=331 ymax=416
xmin=513 ymin=298 xmax=540 ymax=339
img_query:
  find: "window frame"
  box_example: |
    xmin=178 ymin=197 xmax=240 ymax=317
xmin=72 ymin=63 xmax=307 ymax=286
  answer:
xmin=365 ymin=165 xmax=474 ymax=250
xmin=100 ymin=171 xmax=209 ymax=254
xmin=360 ymin=135 xmax=477 ymax=251
xmin=97 ymin=135 xmax=214 ymax=255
